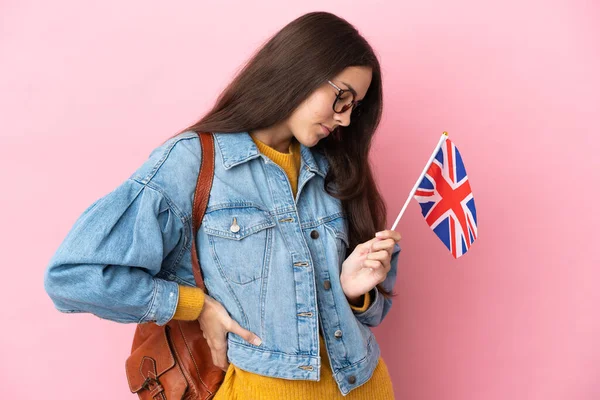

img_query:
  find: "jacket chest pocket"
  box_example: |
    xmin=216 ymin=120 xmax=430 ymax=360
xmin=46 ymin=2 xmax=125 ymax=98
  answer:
xmin=323 ymin=216 xmax=350 ymax=268
xmin=203 ymin=206 xmax=276 ymax=285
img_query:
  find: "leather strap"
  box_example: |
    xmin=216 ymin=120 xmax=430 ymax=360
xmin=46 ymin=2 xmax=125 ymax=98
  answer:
xmin=139 ymin=358 xmax=165 ymax=399
xmin=190 ymin=132 xmax=215 ymax=292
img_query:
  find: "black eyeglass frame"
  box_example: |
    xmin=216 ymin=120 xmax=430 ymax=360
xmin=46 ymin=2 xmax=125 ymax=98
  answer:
xmin=327 ymin=80 xmax=363 ymax=116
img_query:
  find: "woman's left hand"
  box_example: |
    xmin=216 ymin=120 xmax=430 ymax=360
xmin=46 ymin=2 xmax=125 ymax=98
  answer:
xmin=340 ymin=230 xmax=402 ymax=302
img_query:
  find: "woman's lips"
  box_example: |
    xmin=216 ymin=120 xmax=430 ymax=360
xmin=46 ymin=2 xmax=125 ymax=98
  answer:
xmin=320 ymin=124 xmax=331 ymax=135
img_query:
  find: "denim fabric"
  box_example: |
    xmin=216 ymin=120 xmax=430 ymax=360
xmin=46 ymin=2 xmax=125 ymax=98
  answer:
xmin=44 ymin=131 xmax=401 ymax=396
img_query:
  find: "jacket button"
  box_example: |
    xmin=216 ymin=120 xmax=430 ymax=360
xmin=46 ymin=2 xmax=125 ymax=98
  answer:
xmin=334 ymin=329 xmax=343 ymax=338
xmin=323 ymin=280 xmax=331 ymax=290
xmin=310 ymin=230 xmax=319 ymax=239
xmin=229 ymin=217 xmax=240 ymax=233
xmin=348 ymin=375 xmax=356 ymax=384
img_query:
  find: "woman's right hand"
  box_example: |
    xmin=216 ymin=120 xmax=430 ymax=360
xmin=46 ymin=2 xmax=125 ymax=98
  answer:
xmin=198 ymin=294 xmax=262 ymax=371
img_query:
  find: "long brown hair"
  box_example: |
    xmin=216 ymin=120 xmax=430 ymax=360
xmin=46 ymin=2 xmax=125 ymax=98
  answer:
xmin=172 ymin=11 xmax=395 ymax=299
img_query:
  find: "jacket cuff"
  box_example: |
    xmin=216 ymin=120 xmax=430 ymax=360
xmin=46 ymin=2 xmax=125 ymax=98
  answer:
xmin=172 ymin=285 xmax=205 ymax=321
xmin=349 ymin=290 xmax=372 ymax=312
xmin=352 ymin=287 xmax=385 ymax=326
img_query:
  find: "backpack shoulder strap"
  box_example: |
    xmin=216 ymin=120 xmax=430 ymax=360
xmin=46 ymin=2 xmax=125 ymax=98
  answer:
xmin=190 ymin=131 xmax=215 ymax=290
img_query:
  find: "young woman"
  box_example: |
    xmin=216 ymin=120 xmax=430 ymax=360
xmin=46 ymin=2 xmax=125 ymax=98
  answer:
xmin=44 ymin=11 xmax=402 ymax=399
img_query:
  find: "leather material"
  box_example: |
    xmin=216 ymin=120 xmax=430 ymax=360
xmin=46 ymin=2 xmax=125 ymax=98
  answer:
xmin=125 ymin=131 xmax=225 ymax=399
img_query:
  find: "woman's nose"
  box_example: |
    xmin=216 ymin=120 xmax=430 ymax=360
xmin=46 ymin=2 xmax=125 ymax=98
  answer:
xmin=333 ymin=108 xmax=352 ymax=127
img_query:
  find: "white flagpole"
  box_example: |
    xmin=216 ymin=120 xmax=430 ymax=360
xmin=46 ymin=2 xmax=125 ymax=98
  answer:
xmin=390 ymin=132 xmax=449 ymax=231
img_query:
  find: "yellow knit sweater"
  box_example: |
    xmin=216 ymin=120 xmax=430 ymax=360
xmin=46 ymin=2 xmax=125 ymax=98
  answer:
xmin=171 ymin=133 xmax=394 ymax=399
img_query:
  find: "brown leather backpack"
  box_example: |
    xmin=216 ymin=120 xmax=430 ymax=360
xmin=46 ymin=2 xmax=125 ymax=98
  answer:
xmin=125 ymin=132 xmax=226 ymax=399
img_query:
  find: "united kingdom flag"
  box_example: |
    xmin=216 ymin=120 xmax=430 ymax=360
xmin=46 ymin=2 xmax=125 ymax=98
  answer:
xmin=414 ymin=137 xmax=478 ymax=258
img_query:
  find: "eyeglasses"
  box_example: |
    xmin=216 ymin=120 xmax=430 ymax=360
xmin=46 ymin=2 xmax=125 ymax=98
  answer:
xmin=327 ymin=80 xmax=362 ymax=116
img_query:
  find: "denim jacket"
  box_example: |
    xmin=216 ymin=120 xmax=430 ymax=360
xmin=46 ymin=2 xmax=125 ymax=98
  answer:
xmin=44 ymin=131 xmax=401 ymax=396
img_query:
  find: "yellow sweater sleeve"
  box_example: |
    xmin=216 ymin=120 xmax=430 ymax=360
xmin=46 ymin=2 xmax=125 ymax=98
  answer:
xmin=349 ymin=290 xmax=372 ymax=313
xmin=172 ymin=285 xmax=206 ymax=320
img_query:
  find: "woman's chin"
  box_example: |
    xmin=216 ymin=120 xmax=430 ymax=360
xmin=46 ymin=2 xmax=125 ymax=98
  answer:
xmin=297 ymin=134 xmax=319 ymax=148
xmin=309 ymin=136 xmax=322 ymax=147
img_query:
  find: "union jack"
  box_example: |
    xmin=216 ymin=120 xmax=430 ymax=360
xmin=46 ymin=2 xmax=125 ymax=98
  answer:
xmin=414 ymin=137 xmax=478 ymax=258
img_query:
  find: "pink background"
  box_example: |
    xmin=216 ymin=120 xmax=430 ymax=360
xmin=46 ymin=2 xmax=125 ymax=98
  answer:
xmin=1 ymin=1 xmax=598 ymax=399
